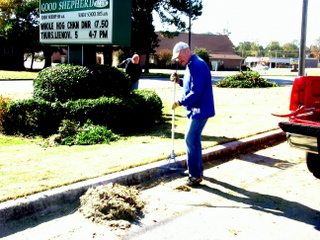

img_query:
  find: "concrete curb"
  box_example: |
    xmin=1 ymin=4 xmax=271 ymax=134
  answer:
xmin=0 ymin=129 xmax=285 ymax=224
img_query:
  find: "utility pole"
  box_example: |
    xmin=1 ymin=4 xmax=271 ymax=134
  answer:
xmin=298 ymin=0 xmax=308 ymax=76
xmin=188 ymin=0 xmax=192 ymax=48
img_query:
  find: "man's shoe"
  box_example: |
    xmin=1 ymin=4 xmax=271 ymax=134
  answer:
xmin=181 ymin=170 xmax=204 ymax=177
xmin=186 ymin=177 xmax=203 ymax=186
xmin=181 ymin=170 xmax=189 ymax=176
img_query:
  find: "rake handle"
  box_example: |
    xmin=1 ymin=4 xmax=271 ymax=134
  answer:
xmin=171 ymin=61 xmax=178 ymax=157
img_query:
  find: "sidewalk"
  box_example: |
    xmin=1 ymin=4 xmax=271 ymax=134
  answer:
xmin=0 ymin=129 xmax=285 ymax=224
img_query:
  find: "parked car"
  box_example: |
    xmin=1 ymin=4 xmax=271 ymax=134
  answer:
xmin=257 ymin=65 xmax=269 ymax=70
xmin=273 ymin=76 xmax=320 ymax=179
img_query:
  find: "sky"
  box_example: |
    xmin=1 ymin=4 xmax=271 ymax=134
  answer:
xmin=153 ymin=0 xmax=319 ymax=47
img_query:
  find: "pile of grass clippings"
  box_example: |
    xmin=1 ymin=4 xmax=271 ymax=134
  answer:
xmin=43 ymin=119 xmax=120 ymax=147
xmin=175 ymin=184 xmax=191 ymax=192
xmin=78 ymin=183 xmax=145 ymax=228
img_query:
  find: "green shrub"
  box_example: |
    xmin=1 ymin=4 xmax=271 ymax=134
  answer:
xmin=2 ymin=91 xmax=163 ymax=136
xmin=63 ymin=90 xmax=163 ymax=134
xmin=129 ymin=89 xmax=164 ymax=129
xmin=33 ymin=64 xmax=91 ymax=102
xmin=89 ymin=64 xmax=131 ymax=98
xmin=194 ymin=47 xmax=210 ymax=67
xmin=216 ymin=70 xmax=278 ymax=88
xmin=0 ymin=95 xmax=11 ymax=130
xmin=54 ymin=119 xmax=119 ymax=146
xmin=33 ymin=64 xmax=131 ymax=102
xmin=2 ymin=99 xmax=64 ymax=136
xmin=62 ymin=96 xmax=127 ymax=133
xmin=55 ymin=119 xmax=79 ymax=139
xmin=4 ymin=64 xmax=162 ymax=138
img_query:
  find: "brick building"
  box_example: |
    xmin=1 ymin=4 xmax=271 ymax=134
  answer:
xmin=154 ymin=32 xmax=244 ymax=70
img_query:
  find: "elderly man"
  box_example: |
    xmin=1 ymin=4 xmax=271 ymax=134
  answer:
xmin=170 ymin=42 xmax=215 ymax=186
xmin=120 ymin=54 xmax=142 ymax=89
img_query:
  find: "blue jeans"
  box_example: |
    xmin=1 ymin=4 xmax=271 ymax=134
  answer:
xmin=185 ymin=118 xmax=208 ymax=178
xmin=132 ymin=81 xmax=139 ymax=90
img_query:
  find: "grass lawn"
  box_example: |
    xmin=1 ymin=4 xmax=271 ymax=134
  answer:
xmin=0 ymin=82 xmax=292 ymax=202
xmin=0 ymin=70 xmax=38 ymax=79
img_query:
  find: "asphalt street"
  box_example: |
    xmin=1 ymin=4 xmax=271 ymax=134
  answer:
xmin=0 ymin=75 xmax=295 ymax=94
xmin=1 ymin=142 xmax=320 ymax=240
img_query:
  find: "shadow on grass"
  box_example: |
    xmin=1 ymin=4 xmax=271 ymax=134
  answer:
xmin=133 ymin=114 xmax=235 ymax=145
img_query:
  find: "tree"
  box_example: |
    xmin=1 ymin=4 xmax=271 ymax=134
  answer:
xmin=235 ymin=41 xmax=263 ymax=58
xmin=264 ymin=41 xmax=282 ymax=57
xmin=157 ymin=49 xmax=172 ymax=66
xmin=154 ymin=0 xmax=203 ymax=31
xmin=282 ymin=41 xmax=299 ymax=58
xmin=235 ymin=42 xmax=251 ymax=58
xmin=310 ymin=37 xmax=320 ymax=60
xmin=130 ymin=0 xmax=159 ymax=73
xmin=222 ymin=28 xmax=231 ymax=36
xmin=130 ymin=0 xmax=203 ymax=72
xmin=0 ymin=0 xmax=39 ymax=70
xmin=249 ymin=42 xmax=263 ymax=57
xmin=194 ymin=47 xmax=210 ymax=66
xmin=158 ymin=30 xmax=180 ymax=39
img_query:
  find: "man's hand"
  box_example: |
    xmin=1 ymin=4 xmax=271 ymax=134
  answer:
xmin=172 ymin=101 xmax=180 ymax=110
xmin=170 ymin=72 xmax=180 ymax=84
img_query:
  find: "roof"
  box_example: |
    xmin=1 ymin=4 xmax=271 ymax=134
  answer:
xmin=210 ymin=53 xmax=243 ymax=60
xmin=245 ymin=56 xmax=319 ymax=64
xmin=155 ymin=32 xmax=243 ymax=60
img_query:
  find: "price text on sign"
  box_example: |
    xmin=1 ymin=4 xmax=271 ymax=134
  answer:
xmin=39 ymin=0 xmax=113 ymax=44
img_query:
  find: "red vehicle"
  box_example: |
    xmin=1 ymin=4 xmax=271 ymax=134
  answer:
xmin=274 ymin=76 xmax=320 ymax=179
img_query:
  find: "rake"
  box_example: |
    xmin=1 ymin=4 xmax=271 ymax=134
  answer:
xmin=159 ymin=61 xmax=185 ymax=172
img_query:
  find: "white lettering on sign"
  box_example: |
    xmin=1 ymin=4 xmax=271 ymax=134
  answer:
xmin=94 ymin=0 xmax=108 ymax=8
xmin=58 ymin=0 xmax=95 ymax=11
xmin=41 ymin=2 xmax=57 ymax=12
xmin=40 ymin=0 xmax=109 ymax=13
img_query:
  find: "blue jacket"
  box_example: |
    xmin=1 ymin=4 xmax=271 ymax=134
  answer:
xmin=178 ymin=54 xmax=215 ymax=119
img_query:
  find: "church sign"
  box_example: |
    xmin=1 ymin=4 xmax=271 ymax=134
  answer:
xmin=39 ymin=0 xmax=131 ymax=46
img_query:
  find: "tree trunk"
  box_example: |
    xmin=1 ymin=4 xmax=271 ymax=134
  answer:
xmin=12 ymin=47 xmax=25 ymax=71
xmin=144 ymin=52 xmax=150 ymax=73
xmin=43 ymin=46 xmax=53 ymax=68
xmin=30 ymin=52 xmax=35 ymax=70
xmin=102 ymin=46 xmax=113 ymax=66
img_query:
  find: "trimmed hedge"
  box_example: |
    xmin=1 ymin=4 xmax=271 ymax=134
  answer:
xmin=33 ymin=64 xmax=131 ymax=102
xmin=3 ymin=65 xmax=163 ymax=137
xmin=2 ymin=90 xmax=163 ymax=136
xmin=2 ymin=99 xmax=63 ymax=137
